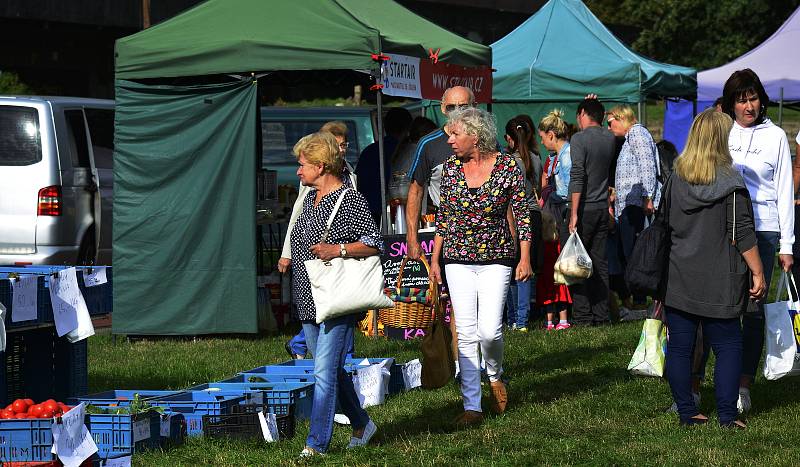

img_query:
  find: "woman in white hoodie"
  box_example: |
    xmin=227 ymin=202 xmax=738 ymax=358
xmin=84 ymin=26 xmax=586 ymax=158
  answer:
xmin=721 ymin=68 xmax=794 ymax=413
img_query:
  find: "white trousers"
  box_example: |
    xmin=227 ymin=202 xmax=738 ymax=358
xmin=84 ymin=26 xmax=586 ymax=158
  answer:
xmin=445 ymin=263 xmax=512 ymax=412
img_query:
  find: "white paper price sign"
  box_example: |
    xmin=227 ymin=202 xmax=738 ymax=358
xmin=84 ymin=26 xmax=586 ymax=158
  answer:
xmin=257 ymin=411 xmax=279 ymax=442
xmin=83 ymin=268 xmax=107 ymax=287
xmin=12 ymin=275 xmax=38 ymax=322
xmin=402 ymin=359 xmax=422 ymax=390
xmin=49 ymin=268 xmax=94 ymax=342
xmin=353 ymin=359 xmax=393 ymax=408
xmin=51 ymin=403 xmax=98 ymax=467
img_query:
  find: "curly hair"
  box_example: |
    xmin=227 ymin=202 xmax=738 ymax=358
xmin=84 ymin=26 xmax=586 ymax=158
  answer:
xmin=447 ymin=107 xmax=497 ymax=154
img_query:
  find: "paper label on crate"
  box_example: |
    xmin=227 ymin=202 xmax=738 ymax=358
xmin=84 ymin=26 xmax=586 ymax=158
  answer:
xmin=51 ymin=403 xmax=98 ymax=467
xmin=133 ymin=418 xmax=151 ymax=443
xmin=83 ymin=267 xmax=108 ymax=287
xmin=249 ymin=392 xmax=264 ymax=405
xmin=402 ymin=359 xmax=422 ymax=390
xmin=353 ymin=361 xmax=391 ymax=408
xmin=103 ymin=456 xmax=132 ymax=467
xmin=160 ymin=416 xmax=171 ymax=437
xmin=11 ymin=275 xmax=38 ymax=322
xmin=49 ymin=267 xmax=95 ymax=342
xmin=0 ymin=302 xmax=5 ymax=352
xmin=257 ymin=411 xmax=279 ymax=442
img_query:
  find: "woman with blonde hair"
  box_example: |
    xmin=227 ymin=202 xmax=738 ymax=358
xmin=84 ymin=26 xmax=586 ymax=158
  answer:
xmin=606 ymin=104 xmax=659 ymax=309
xmin=289 ymin=131 xmax=382 ymax=455
xmin=662 ymin=109 xmax=765 ymax=428
xmin=537 ymin=109 xmax=572 ymax=330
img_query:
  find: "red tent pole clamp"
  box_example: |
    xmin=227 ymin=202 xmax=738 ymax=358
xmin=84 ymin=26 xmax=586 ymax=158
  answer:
xmin=428 ymin=48 xmax=440 ymax=64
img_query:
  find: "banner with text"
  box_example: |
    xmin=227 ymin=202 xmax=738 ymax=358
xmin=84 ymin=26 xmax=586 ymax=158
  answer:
xmin=381 ymin=54 xmax=492 ymax=103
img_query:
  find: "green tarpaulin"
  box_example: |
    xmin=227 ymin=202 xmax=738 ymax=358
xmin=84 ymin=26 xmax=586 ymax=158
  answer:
xmin=112 ymin=80 xmax=258 ymax=335
xmin=115 ymin=0 xmax=490 ymax=79
xmin=113 ymin=0 xmax=490 ymax=335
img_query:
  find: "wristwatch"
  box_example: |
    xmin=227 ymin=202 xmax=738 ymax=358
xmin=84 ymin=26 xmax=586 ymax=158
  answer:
xmin=339 ymin=243 xmax=347 ymax=257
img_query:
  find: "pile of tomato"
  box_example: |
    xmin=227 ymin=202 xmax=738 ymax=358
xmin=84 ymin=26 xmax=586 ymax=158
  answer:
xmin=0 ymin=399 xmax=73 ymax=419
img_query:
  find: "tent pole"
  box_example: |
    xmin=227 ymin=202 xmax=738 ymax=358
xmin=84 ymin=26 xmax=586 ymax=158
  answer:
xmin=778 ymin=87 xmax=784 ymax=127
xmin=375 ymin=63 xmax=387 ymax=339
xmin=692 ymin=99 xmax=697 ymax=117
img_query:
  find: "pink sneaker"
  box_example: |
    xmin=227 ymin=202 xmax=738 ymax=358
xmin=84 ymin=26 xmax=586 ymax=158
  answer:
xmin=546 ymin=323 xmax=555 ymax=331
xmin=555 ymin=322 xmax=571 ymax=330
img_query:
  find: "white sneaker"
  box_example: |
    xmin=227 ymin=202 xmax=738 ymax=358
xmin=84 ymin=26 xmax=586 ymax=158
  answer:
xmin=347 ymin=420 xmax=377 ymax=448
xmin=668 ymin=392 xmax=700 ymax=413
xmin=334 ymin=413 xmax=351 ymax=425
xmin=737 ymin=388 xmax=751 ymax=414
xmin=299 ymin=447 xmax=324 ymax=458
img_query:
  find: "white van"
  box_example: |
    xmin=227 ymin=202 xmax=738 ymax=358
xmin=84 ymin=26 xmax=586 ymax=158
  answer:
xmin=0 ymin=96 xmax=114 ymax=265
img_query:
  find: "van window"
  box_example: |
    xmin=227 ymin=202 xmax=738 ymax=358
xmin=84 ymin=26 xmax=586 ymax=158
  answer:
xmin=85 ymin=108 xmax=115 ymax=169
xmin=0 ymin=106 xmax=42 ymax=166
xmin=65 ymin=110 xmax=91 ymax=168
xmin=261 ymin=120 xmax=359 ymax=170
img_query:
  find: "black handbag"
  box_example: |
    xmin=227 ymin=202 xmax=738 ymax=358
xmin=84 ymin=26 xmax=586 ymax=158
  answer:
xmin=625 ymin=176 xmax=674 ymax=298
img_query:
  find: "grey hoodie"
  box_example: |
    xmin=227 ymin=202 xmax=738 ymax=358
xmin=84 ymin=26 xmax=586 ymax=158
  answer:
xmin=664 ymin=168 xmax=757 ymax=319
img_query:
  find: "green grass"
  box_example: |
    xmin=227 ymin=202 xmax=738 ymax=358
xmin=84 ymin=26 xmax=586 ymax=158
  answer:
xmin=88 ymin=319 xmax=800 ymax=466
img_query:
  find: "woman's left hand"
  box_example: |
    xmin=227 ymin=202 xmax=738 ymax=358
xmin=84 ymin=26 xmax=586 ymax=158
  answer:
xmin=515 ymin=260 xmax=532 ymax=282
xmin=779 ymin=254 xmax=794 ymax=272
xmin=310 ymin=243 xmax=340 ymax=261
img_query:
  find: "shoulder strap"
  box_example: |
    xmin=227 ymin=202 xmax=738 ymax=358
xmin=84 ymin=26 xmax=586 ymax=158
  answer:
xmin=657 ymin=173 xmax=674 ymax=225
xmin=319 ymin=188 xmax=350 ymax=244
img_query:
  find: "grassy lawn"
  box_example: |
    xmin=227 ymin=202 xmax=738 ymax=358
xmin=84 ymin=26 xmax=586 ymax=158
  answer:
xmin=89 ymin=318 xmax=800 ymax=466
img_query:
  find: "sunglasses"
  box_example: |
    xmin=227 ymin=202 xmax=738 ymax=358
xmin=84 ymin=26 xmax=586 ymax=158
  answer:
xmin=606 ymin=115 xmax=616 ymax=127
xmin=444 ymin=103 xmax=473 ymax=113
xmin=338 ymin=141 xmax=350 ymax=150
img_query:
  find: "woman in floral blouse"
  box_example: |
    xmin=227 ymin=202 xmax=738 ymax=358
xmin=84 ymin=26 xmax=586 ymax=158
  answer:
xmin=429 ymin=107 xmax=532 ymax=427
xmin=607 ymin=104 xmax=659 ymax=308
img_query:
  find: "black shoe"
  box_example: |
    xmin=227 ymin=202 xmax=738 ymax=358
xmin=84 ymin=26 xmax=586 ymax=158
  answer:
xmin=284 ymin=340 xmax=297 ymax=359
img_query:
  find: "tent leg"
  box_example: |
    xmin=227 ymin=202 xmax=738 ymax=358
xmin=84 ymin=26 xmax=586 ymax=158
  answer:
xmin=375 ymin=72 xmax=386 ymax=339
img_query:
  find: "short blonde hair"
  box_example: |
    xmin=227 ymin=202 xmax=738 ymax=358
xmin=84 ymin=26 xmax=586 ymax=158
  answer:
xmin=538 ymin=109 xmax=570 ymax=140
xmin=607 ymin=105 xmax=637 ymax=130
xmin=293 ymin=132 xmax=342 ymax=175
xmin=674 ymin=110 xmax=733 ymax=185
xmin=320 ymin=121 xmax=348 ymax=140
xmin=447 ymin=107 xmax=497 ymax=154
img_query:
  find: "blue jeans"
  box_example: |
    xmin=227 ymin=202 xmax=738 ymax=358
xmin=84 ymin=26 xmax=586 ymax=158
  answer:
xmin=301 ymin=320 xmax=356 ymax=359
xmin=741 ymin=231 xmax=779 ymax=379
xmin=302 ymin=315 xmax=369 ymax=453
xmin=665 ymin=307 xmax=742 ymax=425
xmin=506 ymin=279 xmax=531 ymax=328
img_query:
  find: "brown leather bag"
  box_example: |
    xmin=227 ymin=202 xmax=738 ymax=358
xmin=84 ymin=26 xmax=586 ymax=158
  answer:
xmin=421 ymin=289 xmax=455 ymax=389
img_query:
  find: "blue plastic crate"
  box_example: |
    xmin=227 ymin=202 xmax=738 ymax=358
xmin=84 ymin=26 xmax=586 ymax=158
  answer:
xmin=219 ymin=372 xmax=313 ymax=384
xmin=71 ymin=389 xmax=180 ymax=406
xmin=149 ymin=392 xmax=246 ymax=436
xmin=86 ymin=410 xmax=161 ymax=458
xmin=54 ymin=338 xmax=88 ymax=401
xmin=0 ymin=418 xmax=55 ymax=462
xmin=191 ymin=381 xmax=314 ymax=420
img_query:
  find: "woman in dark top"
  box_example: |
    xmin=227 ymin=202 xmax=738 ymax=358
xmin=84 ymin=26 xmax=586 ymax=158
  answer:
xmin=289 ymin=132 xmax=382 ymax=456
xmin=663 ymin=110 xmax=766 ymax=428
xmin=430 ymin=107 xmax=532 ymax=427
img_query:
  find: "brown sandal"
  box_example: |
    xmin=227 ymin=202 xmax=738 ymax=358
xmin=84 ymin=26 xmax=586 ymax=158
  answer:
xmin=489 ymin=380 xmax=508 ymax=414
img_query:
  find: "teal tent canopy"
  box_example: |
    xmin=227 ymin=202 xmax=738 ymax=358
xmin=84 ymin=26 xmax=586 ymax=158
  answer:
xmin=491 ymin=0 xmax=696 ymax=103
xmin=113 ymin=0 xmax=490 ymax=335
xmin=490 ymin=0 xmax=696 ymax=149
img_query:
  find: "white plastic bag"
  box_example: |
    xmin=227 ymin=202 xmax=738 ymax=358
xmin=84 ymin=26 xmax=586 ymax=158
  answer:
xmin=554 ymin=232 xmax=593 ymax=285
xmin=763 ymin=272 xmax=800 ymax=380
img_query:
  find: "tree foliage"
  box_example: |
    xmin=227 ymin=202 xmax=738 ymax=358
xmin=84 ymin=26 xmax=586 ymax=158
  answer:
xmin=586 ymin=0 xmax=800 ymax=70
xmin=0 ymin=71 xmax=33 ymax=95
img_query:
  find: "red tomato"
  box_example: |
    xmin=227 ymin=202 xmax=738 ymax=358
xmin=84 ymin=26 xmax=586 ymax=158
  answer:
xmin=12 ymin=399 xmax=29 ymax=414
xmin=0 ymin=409 xmax=14 ymax=419
xmin=43 ymin=400 xmax=59 ymax=413
xmin=24 ymin=398 xmax=34 ymax=405
xmin=15 ymin=413 xmax=29 ymax=419
xmin=4 ymin=404 xmax=13 ymax=411
xmin=29 ymin=405 xmax=44 ymax=418
xmin=39 ymin=408 xmax=55 ymax=419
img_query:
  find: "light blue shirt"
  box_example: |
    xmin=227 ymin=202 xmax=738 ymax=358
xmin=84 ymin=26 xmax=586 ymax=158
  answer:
xmin=547 ymin=142 xmax=571 ymax=200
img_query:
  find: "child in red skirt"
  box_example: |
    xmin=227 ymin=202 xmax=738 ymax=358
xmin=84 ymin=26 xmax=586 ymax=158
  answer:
xmin=536 ymin=211 xmax=571 ymax=330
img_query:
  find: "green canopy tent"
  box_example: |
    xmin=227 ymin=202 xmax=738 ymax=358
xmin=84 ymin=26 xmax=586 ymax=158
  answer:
xmin=112 ymin=0 xmax=490 ymax=335
xmin=490 ymin=0 xmax=696 ymax=147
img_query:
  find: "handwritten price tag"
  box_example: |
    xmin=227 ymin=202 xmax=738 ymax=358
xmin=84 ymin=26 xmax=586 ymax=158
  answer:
xmin=51 ymin=403 xmax=98 ymax=467
xmin=11 ymin=275 xmax=38 ymax=322
xmin=83 ymin=268 xmax=107 ymax=287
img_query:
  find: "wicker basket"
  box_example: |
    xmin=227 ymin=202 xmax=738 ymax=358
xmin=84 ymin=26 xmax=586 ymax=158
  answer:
xmin=379 ymin=255 xmax=436 ymax=329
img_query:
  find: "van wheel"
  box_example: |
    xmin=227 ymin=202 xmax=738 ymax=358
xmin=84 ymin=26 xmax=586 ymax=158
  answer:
xmin=77 ymin=229 xmax=96 ymax=266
